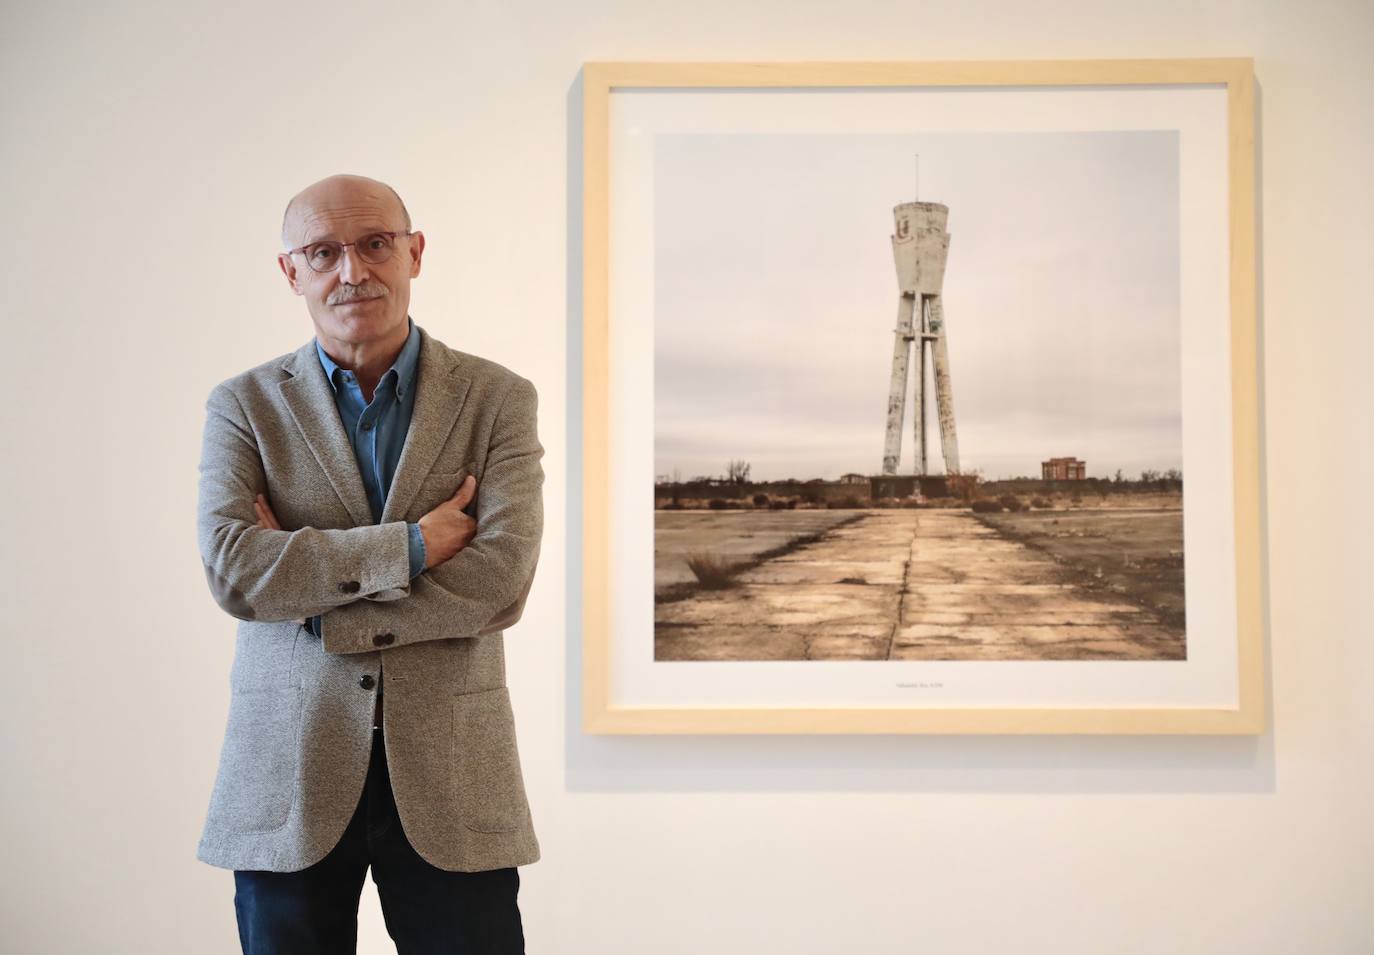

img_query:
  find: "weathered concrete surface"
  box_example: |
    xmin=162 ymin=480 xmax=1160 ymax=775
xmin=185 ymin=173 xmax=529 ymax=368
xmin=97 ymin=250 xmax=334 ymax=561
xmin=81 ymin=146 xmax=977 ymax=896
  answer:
xmin=653 ymin=508 xmax=1185 ymax=661
xmin=975 ymin=507 xmax=1186 ymax=632
xmin=654 ymin=510 xmax=858 ymax=593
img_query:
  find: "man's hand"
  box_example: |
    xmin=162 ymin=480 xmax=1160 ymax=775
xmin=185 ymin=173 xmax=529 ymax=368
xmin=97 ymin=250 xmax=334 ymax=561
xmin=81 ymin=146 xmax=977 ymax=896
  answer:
xmin=417 ymin=475 xmax=479 ymax=569
xmin=252 ymin=477 xmax=480 ymax=625
xmin=254 ymin=493 xmax=283 ymax=531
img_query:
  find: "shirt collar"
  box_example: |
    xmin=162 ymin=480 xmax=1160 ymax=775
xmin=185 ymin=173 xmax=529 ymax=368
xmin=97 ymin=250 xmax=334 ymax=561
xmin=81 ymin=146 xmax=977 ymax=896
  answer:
xmin=315 ymin=315 xmax=421 ymax=398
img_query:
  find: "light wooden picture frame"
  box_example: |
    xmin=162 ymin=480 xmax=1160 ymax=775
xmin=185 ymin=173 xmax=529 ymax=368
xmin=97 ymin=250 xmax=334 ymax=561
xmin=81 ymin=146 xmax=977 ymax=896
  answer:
xmin=581 ymin=59 xmax=1262 ymax=734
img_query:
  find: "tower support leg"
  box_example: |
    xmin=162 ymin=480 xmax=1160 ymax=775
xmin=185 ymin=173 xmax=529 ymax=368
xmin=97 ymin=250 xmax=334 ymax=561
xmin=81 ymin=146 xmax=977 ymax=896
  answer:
xmin=929 ymin=295 xmax=961 ymax=474
xmin=881 ymin=294 xmax=916 ymax=475
xmin=915 ymin=295 xmax=929 ymax=476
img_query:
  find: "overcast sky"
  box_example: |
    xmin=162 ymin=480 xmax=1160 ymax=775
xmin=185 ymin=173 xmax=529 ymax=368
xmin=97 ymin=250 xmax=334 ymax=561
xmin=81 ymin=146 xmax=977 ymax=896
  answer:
xmin=654 ymin=130 xmax=1181 ymax=482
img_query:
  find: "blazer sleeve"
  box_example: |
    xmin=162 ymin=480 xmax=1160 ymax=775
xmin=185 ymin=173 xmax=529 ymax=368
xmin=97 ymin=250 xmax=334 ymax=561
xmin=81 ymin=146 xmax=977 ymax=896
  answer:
xmin=317 ymin=375 xmax=545 ymax=655
xmin=197 ymin=383 xmax=414 ymax=623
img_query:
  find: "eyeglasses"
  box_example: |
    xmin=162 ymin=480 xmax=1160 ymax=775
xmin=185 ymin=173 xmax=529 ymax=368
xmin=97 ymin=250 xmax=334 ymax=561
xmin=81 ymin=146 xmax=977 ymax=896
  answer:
xmin=286 ymin=231 xmax=413 ymax=273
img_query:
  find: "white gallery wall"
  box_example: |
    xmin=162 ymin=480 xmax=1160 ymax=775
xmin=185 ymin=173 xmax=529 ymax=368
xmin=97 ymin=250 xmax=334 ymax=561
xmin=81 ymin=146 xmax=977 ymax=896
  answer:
xmin=2 ymin=0 xmax=1369 ymax=951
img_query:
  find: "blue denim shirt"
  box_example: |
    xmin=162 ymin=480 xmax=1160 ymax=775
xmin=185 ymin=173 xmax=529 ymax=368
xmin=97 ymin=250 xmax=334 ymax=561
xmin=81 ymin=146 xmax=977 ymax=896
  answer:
xmin=304 ymin=316 xmax=427 ymax=635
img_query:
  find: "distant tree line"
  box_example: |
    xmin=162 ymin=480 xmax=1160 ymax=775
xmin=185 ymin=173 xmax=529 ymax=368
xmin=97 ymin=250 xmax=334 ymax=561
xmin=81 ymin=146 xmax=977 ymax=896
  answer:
xmin=655 ymin=462 xmax=1183 ymax=491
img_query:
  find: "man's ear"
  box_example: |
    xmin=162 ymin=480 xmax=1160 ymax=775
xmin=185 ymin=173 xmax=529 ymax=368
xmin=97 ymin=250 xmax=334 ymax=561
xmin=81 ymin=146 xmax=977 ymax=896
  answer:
xmin=407 ymin=231 xmax=425 ymax=279
xmin=277 ymin=253 xmax=304 ymax=296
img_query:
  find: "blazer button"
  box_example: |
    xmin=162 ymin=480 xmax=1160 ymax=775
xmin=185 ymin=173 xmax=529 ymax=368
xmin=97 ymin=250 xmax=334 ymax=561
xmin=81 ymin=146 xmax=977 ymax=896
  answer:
xmin=339 ymin=580 xmax=361 ymax=594
xmin=373 ymin=632 xmax=396 ymax=647
xmin=359 ymin=674 xmax=376 ymax=690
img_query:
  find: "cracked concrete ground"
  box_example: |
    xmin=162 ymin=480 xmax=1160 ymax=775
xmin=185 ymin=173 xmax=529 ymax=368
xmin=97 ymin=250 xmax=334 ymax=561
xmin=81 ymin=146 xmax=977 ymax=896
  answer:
xmin=654 ymin=509 xmax=1186 ymax=661
xmin=654 ymin=510 xmax=859 ymax=593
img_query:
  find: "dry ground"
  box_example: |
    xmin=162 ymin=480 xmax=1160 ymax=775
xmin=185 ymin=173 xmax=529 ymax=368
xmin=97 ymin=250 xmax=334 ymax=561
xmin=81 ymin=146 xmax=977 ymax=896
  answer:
xmin=654 ymin=506 xmax=1186 ymax=661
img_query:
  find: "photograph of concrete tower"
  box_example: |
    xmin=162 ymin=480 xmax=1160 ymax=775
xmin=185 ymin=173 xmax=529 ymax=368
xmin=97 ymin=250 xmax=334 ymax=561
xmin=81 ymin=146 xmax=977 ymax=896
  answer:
xmin=653 ymin=132 xmax=1185 ymax=663
xmin=881 ymin=199 xmax=959 ymax=479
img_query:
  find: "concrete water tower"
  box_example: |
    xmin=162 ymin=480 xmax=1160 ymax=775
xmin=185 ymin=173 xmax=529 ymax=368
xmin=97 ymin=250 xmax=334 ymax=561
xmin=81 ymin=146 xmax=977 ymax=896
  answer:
xmin=881 ymin=188 xmax=962 ymax=477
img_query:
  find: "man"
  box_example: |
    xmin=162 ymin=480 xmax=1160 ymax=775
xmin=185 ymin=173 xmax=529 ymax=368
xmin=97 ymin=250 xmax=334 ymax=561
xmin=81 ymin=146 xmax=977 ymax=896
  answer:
xmin=195 ymin=173 xmax=543 ymax=953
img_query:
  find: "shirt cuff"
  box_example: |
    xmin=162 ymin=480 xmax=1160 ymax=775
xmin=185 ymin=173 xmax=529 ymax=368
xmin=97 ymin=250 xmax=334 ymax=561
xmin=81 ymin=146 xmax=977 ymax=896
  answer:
xmin=406 ymin=521 xmax=427 ymax=579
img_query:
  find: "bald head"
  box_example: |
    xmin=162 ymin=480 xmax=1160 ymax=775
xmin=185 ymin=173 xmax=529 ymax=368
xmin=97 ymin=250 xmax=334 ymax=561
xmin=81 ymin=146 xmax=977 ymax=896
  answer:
xmin=280 ymin=174 xmax=411 ymax=248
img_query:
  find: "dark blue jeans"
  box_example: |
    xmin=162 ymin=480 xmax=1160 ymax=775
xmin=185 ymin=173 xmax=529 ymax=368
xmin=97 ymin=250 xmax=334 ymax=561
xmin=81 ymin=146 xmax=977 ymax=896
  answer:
xmin=233 ymin=726 xmax=525 ymax=954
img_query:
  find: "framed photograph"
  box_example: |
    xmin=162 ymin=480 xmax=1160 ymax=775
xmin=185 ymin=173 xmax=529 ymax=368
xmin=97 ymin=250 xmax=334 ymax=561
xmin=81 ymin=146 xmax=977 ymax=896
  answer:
xmin=580 ymin=59 xmax=1262 ymax=734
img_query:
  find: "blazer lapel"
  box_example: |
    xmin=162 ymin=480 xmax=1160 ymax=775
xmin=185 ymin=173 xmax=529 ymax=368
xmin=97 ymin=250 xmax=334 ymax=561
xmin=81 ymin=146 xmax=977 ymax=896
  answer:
xmin=381 ymin=325 xmax=471 ymax=525
xmin=278 ymin=324 xmax=472 ymax=528
xmin=279 ymin=338 xmax=374 ymax=527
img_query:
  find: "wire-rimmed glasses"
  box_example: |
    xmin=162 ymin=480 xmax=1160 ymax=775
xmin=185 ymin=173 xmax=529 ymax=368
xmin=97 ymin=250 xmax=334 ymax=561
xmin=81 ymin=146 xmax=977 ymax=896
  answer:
xmin=286 ymin=231 xmax=413 ymax=273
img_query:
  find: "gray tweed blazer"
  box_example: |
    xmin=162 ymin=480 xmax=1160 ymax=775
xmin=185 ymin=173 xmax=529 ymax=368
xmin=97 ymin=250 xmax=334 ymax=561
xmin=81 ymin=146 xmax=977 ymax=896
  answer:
xmin=195 ymin=321 xmax=542 ymax=873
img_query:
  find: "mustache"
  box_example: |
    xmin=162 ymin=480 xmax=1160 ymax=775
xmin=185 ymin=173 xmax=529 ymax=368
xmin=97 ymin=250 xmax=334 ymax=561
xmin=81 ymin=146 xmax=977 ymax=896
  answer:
xmin=328 ymin=283 xmax=390 ymax=305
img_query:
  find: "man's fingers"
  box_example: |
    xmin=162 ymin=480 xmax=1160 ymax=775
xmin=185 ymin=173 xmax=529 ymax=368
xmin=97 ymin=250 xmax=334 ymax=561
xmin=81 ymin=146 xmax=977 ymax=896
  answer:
xmin=255 ymin=493 xmax=283 ymax=530
xmin=450 ymin=474 xmax=477 ymax=507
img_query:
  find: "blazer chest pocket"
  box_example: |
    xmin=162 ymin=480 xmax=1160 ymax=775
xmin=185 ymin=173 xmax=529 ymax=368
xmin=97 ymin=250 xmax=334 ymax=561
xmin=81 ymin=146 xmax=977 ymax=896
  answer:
xmin=451 ymin=687 xmax=531 ymax=833
xmin=415 ymin=461 xmax=477 ymax=515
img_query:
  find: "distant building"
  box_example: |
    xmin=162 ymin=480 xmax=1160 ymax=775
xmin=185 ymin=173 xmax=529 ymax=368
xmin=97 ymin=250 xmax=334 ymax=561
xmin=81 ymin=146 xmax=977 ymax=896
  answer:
xmin=839 ymin=472 xmax=868 ymax=485
xmin=1042 ymin=456 xmax=1087 ymax=480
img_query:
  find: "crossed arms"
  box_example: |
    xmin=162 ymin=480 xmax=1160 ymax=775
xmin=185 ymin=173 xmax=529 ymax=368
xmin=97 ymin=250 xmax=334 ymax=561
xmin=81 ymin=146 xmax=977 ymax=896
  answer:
xmin=197 ymin=377 xmax=544 ymax=655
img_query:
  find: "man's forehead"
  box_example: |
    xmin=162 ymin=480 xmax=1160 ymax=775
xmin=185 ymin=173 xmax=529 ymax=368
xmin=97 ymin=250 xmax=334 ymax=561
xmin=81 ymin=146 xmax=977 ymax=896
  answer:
xmin=283 ymin=176 xmax=406 ymax=244
xmin=294 ymin=204 xmax=397 ymax=241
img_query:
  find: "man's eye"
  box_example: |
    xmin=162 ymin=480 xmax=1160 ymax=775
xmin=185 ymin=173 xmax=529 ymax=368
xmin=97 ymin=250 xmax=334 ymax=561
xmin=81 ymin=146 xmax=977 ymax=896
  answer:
xmin=310 ymin=245 xmax=337 ymax=260
xmin=365 ymin=235 xmax=388 ymax=250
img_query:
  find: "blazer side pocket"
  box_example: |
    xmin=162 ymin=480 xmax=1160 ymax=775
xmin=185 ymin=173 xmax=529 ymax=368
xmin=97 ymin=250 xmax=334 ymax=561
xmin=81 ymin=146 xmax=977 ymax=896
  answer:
xmin=206 ymin=685 xmax=302 ymax=833
xmin=451 ymin=687 xmax=530 ymax=833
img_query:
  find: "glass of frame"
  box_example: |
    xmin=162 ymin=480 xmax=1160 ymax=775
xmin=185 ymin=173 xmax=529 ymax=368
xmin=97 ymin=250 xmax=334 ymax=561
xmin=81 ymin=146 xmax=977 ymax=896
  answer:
xmin=580 ymin=58 xmax=1262 ymax=734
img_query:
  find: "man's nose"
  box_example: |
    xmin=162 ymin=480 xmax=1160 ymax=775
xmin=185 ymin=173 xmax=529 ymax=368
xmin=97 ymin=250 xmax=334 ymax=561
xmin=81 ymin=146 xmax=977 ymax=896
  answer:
xmin=337 ymin=244 xmax=371 ymax=284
